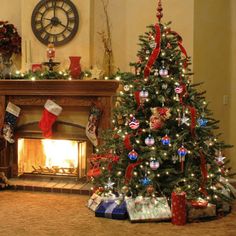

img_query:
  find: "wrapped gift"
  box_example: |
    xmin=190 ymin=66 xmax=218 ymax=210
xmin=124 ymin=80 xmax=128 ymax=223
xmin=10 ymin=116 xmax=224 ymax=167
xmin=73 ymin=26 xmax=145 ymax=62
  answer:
xmin=87 ymin=193 xmax=103 ymax=211
xmin=171 ymin=191 xmax=186 ymax=225
xmin=95 ymin=199 xmax=127 ymax=220
xmin=187 ymin=203 xmax=216 ymax=221
xmin=126 ymin=197 xmax=171 ymax=222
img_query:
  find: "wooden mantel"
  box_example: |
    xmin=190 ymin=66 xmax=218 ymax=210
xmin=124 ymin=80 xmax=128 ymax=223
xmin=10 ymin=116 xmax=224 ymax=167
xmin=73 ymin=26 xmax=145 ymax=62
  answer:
xmin=0 ymin=80 xmax=119 ymax=177
xmin=0 ymin=80 xmax=119 ymax=96
xmin=0 ymin=80 xmax=119 ymax=129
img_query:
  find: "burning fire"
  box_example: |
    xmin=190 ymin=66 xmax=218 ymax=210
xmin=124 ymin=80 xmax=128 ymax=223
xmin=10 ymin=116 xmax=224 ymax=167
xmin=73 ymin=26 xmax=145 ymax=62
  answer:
xmin=42 ymin=139 xmax=78 ymax=169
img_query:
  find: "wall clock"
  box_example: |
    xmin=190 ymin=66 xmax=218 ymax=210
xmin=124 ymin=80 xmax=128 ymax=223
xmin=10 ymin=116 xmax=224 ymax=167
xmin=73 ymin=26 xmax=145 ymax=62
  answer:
xmin=31 ymin=0 xmax=79 ymax=46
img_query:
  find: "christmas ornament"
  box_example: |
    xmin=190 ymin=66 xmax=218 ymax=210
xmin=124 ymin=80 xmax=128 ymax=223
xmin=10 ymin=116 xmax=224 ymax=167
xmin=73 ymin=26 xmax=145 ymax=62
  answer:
xmin=197 ymin=117 xmax=208 ymax=127
xmin=161 ymin=135 xmax=170 ymax=145
xmin=154 ymin=69 xmax=159 ymax=76
xmin=181 ymin=113 xmax=190 ymax=126
xmin=178 ymin=145 xmax=187 ymax=172
xmin=123 ymin=85 xmax=130 ymax=91
xmin=178 ymin=146 xmax=187 ymax=157
xmin=175 ymin=86 xmax=183 ymax=94
xmin=128 ymin=150 xmax=138 ymax=161
xmin=140 ymin=89 xmax=149 ymax=105
xmin=159 ymin=67 xmax=168 ymax=78
xmin=140 ymin=177 xmax=151 ymax=186
xmin=149 ymin=41 xmax=157 ymax=49
xmin=162 ymin=83 xmax=168 ymax=89
xmin=150 ymin=160 xmax=160 ymax=170
xmin=215 ymin=151 xmax=226 ymax=165
xmin=85 ymin=105 xmax=102 ymax=146
xmin=105 ymin=177 xmax=115 ymax=189
xmin=2 ymin=102 xmax=21 ymax=143
xmin=149 ymin=114 xmax=163 ymax=130
xmin=121 ymin=186 xmax=129 ymax=194
xmin=146 ymin=185 xmax=155 ymax=194
xmin=129 ymin=116 xmax=140 ymax=130
xmin=145 ymin=135 xmax=155 ymax=146
xmin=140 ymin=89 xmax=149 ymax=99
xmin=39 ymin=99 xmax=63 ymax=138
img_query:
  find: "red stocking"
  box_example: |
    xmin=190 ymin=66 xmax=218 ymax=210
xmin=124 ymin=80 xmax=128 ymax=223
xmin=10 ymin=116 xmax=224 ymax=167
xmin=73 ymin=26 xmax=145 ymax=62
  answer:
xmin=39 ymin=100 xmax=62 ymax=138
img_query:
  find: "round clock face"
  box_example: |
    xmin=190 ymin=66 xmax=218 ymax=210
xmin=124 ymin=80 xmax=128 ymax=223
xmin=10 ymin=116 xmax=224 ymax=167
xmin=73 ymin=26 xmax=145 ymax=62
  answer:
xmin=31 ymin=0 xmax=79 ymax=46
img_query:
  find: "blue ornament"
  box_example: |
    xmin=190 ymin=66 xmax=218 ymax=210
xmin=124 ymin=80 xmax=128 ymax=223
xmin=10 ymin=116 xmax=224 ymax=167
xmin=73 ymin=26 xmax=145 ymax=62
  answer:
xmin=161 ymin=135 xmax=170 ymax=145
xmin=197 ymin=118 xmax=208 ymax=127
xmin=128 ymin=150 xmax=138 ymax=161
xmin=178 ymin=146 xmax=187 ymax=157
xmin=140 ymin=177 xmax=151 ymax=186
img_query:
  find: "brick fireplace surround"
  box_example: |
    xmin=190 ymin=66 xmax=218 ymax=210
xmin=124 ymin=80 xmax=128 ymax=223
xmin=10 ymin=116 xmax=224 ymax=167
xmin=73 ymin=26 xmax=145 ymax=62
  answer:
xmin=0 ymin=80 xmax=119 ymax=193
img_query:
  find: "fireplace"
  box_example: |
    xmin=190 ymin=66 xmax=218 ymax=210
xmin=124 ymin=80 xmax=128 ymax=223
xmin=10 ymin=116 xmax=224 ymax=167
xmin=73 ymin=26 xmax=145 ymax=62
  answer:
xmin=0 ymin=80 xmax=119 ymax=179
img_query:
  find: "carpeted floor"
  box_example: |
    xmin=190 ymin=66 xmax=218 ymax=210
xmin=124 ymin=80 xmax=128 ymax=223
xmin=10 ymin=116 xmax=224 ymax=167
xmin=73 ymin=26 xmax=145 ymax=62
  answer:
xmin=0 ymin=191 xmax=235 ymax=236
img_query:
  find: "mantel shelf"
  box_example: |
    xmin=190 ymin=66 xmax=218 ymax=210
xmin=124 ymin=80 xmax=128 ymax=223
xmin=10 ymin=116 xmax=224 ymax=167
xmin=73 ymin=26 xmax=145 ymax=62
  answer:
xmin=0 ymin=80 xmax=119 ymax=96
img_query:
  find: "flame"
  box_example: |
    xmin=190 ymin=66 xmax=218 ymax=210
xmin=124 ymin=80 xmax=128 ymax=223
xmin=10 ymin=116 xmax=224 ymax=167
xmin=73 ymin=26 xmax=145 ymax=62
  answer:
xmin=42 ymin=139 xmax=78 ymax=169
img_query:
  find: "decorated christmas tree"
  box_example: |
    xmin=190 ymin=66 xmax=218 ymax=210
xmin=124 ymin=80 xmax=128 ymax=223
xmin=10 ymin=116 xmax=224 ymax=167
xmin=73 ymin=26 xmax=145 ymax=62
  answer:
xmin=90 ymin=0 xmax=235 ymax=211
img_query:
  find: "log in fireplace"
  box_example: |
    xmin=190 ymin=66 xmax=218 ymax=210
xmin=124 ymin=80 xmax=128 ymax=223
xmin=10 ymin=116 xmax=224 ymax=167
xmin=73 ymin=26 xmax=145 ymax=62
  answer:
xmin=0 ymin=80 xmax=119 ymax=179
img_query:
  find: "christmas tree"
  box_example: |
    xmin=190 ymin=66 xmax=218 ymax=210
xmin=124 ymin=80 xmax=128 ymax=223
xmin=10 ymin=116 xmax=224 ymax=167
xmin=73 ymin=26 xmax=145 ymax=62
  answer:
xmin=91 ymin=1 xmax=235 ymax=208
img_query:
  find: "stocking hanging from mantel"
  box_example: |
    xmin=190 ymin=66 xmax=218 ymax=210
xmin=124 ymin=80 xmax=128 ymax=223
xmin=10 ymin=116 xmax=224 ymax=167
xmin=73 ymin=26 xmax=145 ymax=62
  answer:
xmin=86 ymin=105 xmax=102 ymax=147
xmin=39 ymin=99 xmax=63 ymax=138
xmin=2 ymin=102 xmax=21 ymax=143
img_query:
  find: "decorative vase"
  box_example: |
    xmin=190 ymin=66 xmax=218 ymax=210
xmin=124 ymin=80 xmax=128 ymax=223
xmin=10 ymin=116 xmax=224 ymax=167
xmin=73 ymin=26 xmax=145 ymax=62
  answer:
xmin=0 ymin=53 xmax=15 ymax=79
xmin=69 ymin=56 xmax=81 ymax=79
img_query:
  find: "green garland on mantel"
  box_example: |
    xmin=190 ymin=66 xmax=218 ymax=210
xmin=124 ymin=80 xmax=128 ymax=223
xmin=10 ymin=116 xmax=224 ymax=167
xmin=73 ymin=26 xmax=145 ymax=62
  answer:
xmin=1 ymin=69 xmax=121 ymax=81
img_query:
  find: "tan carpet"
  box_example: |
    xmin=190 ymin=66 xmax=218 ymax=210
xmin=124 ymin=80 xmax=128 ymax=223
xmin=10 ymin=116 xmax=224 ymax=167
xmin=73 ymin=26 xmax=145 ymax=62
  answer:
xmin=0 ymin=190 xmax=235 ymax=236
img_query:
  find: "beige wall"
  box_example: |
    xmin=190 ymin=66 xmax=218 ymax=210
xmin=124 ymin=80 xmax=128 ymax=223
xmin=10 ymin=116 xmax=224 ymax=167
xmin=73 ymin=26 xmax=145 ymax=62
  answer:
xmin=193 ymin=0 xmax=235 ymax=170
xmin=92 ymin=0 xmax=194 ymax=72
xmin=21 ymin=0 xmax=91 ymax=71
xmin=229 ymin=0 xmax=236 ymax=171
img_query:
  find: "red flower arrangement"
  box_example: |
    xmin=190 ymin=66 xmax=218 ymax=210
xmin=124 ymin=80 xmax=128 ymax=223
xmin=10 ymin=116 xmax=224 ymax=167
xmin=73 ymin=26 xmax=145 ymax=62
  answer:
xmin=0 ymin=21 xmax=21 ymax=56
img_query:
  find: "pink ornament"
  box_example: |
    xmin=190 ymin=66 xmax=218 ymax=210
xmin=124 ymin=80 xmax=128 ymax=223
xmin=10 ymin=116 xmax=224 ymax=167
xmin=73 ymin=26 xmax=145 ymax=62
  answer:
xmin=150 ymin=160 xmax=160 ymax=170
xmin=175 ymin=86 xmax=183 ymax=94
xmin=159 ymin=68 xmax=168 ymax=78
xmin=145 ymin=135 xmax=155 ymax=146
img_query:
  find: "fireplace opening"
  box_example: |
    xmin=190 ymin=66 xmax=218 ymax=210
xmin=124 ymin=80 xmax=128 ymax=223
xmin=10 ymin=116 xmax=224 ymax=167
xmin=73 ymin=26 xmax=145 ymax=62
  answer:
xmin=17 ymin=138 xmax=87 ymax=178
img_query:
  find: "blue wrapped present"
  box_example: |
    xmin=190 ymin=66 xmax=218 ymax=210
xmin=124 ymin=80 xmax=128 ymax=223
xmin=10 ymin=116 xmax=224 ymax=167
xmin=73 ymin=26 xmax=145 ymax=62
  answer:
xmin=95 ymin=200 xmax=128 ymax=220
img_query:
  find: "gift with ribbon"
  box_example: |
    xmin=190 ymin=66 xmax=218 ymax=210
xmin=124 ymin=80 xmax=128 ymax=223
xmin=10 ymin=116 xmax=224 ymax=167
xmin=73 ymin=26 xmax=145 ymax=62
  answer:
xmin=187 ymin=202 xmax=216 ymax=221
xmin=126 ymin=197 xmax=171 ymax=222
xmin=171 ymin=191 xmax=187 ymax=225
xmin=87 ymin=193 xmax=103 ymax=211
xmin=95 ymin=199 xmax=128 ymax=220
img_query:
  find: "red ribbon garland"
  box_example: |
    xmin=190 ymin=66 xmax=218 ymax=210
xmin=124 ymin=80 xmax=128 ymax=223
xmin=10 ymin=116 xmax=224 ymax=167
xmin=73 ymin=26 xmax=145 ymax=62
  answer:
xmin=188 ymin=106 xmax=196 ymax=137
xmin=144 ymin=24 xmax=161 ymax=78
xmin=125 ymin=160 xmax=143 ymax=184
xmin=169 ymin=30 xmax=188 ymax=68
xmin=199 ymin=150 xmax=208 ymax=196
xmin=124 ymin=134 xmax=133 ymax=150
